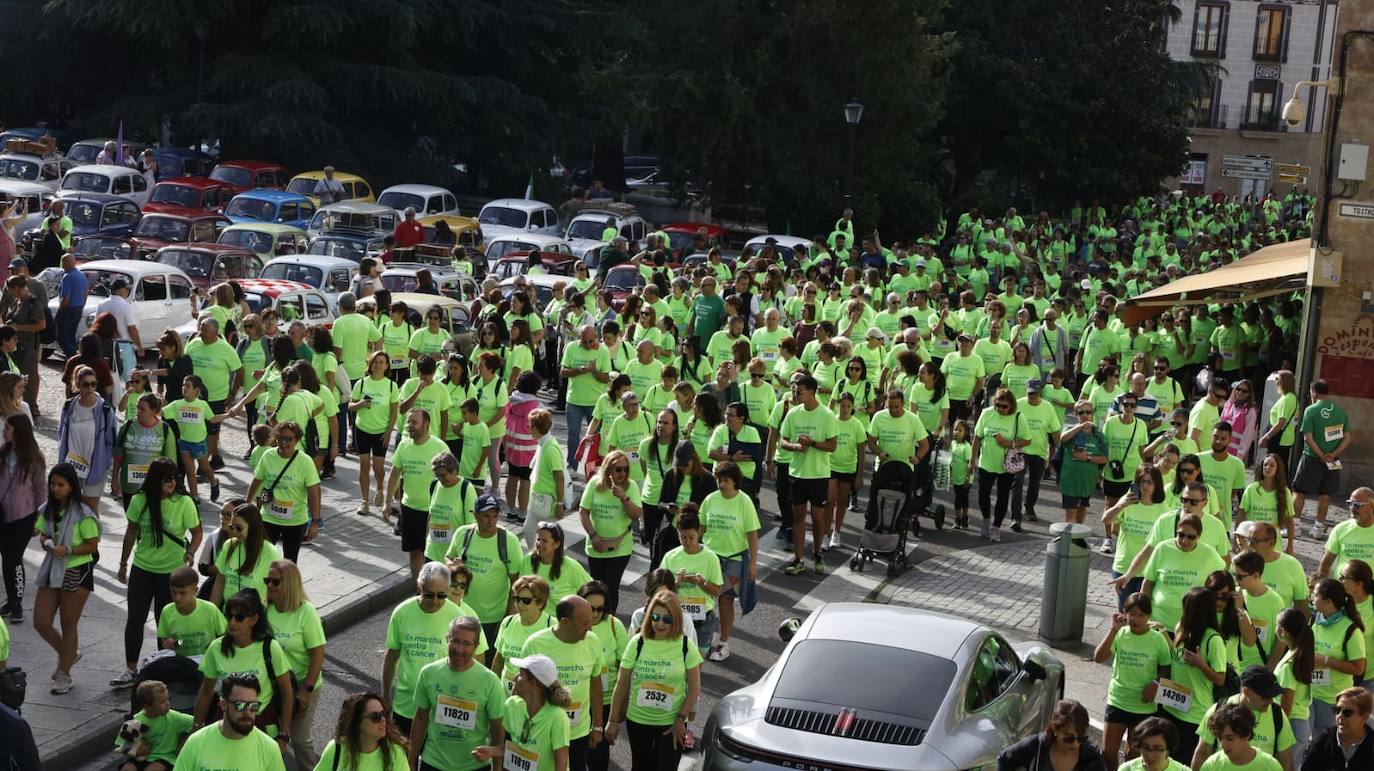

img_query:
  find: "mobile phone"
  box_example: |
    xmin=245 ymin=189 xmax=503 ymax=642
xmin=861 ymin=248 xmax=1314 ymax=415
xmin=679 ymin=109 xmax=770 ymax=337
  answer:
xmin=364 ymin=394 xmax=373 ymax=402
xmin=1129 ymin=483 xmax=1140 ymax=498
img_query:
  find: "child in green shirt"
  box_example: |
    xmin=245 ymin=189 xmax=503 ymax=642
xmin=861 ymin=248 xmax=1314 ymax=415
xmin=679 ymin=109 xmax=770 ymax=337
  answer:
xmin=948 ymin=420 xmax=973 ymax=530
xmin=114 ymin=679 xmax=194 ymax=771
xmin=458 ymin=398 xmax=492 ymax=485
xmin=164 ymin=375 xmax=230 ymax=502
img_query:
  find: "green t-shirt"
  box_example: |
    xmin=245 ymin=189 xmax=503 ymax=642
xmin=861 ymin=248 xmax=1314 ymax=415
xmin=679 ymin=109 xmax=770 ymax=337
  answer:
xmin=638 ymin=437 xmax=673 ymax=505
xmin=1198 ymin=452 xmax=1247 ymax=511
xmin=1323 ymin=518 xmax=1374 ymax=579
xmin=906 ymin=382 xmax=949 ymax=435
xmin=1112 ymin=502 xmax=1170 ymax=574
xmin=426 ymin=479 xmax=477 ymax=562
xmin=661 ymin=545 xmax=724 ymax=618
xmin=1147 ymin=508 xmax=1232 ymax=568
xmin=579 ymin=484 xmax=641 ymax=559
xmin=1143 ymin=541 xmax=1226 ymax=630
xmin=624 ymin=358 xmax=662 ymax=396
xmin=1001 ymin=363 xmax=1041 ymax=399
xmin=830 ymin=414 xmax=869 ymax=474
xmin=400 ymin=379 xmax=454 ymax=436
xmin=314 ymin=740 xmax=409 ymax=771
xmin=1274 ymin=649 xmax=1312 ymax=721
xmin=156 ymin=599 xmax=227 ymax=658
xmin=620 ymin=633 xmax=704 ymax=726
xmin=561 ymin=343 xmax=612 ymax=408
xmin=1101 ymin=417 xmax=1148 ymax=483
xmin=1106 ymin=627 xmax=1172 ymax=714
xmin=444 ymin=525 xmax=522 ymax=622
xmin=1239 ymin=483 xmax=1294 ymax=546
xmin=591 ymin=615 xmax=628 ymax=706
xmin=1059 ymin=426 xmax=1107 ymax=498
xmin=1238 ymin=587 xmax=1286 ymax=670
xmin=607 ymin=412 xmax=654 ymax=481
xmin=531 ymin=438 xmax=566 ymax=499
xmin=1311 ymin=615 xmax=1367 ymax=702
xmin=1164 ymin=628 xmax=1227 ymax=724
xmin=185 ymin=338 xmax=242 ymax=402
xmin=385 ymin=598 xmax=466 ymax=718
xmin=866 ymin=409 xmax=927 ymax=470
xmin=171 ymin=723 xmax=285 ymax=771
xmin=409 ymin=326 xmax=450 ymax=362
xmin=699 ymin=490 xmax=760 ymax=557
xmin=940 ymin=353 xmax=985 ymax=401
xmin=213 ymin=540 xmax=281 ymax=604
xmin=495 ymin=613 xmax=557 ymax=688
xmin=1079 ymin=328 xmax=1119 ymax=374
xmin=518 ymin=628 xmax=606 ymax=739
xmin=393 ymin=435 xmax=449 ymax=509
xmin=1269 ymin=392 xmax=1298 ymax=446
xmin=1015 ymin=397 xmax=1062 ymax=458
xmin=1190 ymin=400 xmax=1221 ymax=449
xmin=332 ymin=313 xmax=383 ymax=379
xmin=380 ymin=319 xmax=413 ymax=367
xmin=115 ymin=420 xmax=176 ymax=494
xmin=199 ymin=637 xmax=289 ymax=723
xmin=780 ymin=403 xmax=838 ymax=479
xmin=474 ymin=375 xmax=509 ymax=438
xmin=707 ymin=423 xmax=761 ymax=480
xmin=1196 ymin=694 xmax=1295 ymax=758
xmin=35 ymin=510 xmax=100 ymax=569
xmin=752 ymin=326 xmax=787 ymax=364
xmin=524 ymin=556 xmax=592 ymax=612
xmin=414 ymin=659 xmax=507 ymax=771
xmin=266 ymin=602 xmax=325 ymax=686
xmin=121 ymin=709 xmax=195 ymax=764
xmin=126 ymin=492 xmax=200 ymax=573
xmin=456 ymin=420 xmax=491 ymax=480
xmin=252 ymin=449 xmax=321 ymax=527
xmin=354 ymin=376 xmax=398 ymax=437
xmin=1259 ymin=552 xmax=1309 ymax=609
xmin=499 ymin=696 xmax=571 ymax=771
xmin=973 ymin=407 xmax=1031 ymax=474
xmin=165 ymin=398 xmax=214 ymax=443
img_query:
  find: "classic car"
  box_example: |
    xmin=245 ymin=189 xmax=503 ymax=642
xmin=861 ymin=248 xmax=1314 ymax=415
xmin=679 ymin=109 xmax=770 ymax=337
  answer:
xmin=45 ymin=259 xmax=195 ymax=356
xmin=153 ymin=147 xmax=216 ymax=180
xmin=223 ymin=190 xmax=317 ymax=229
xmin=210 ymin=160 xmax=289 ymax=194
xmin=477 ymin=197 xmax=561 ymax=240
xmin=59 ymin=164 xmax=152 ymax=206
xmin=287 ymin=170 xmax=375 ymax=205
xmin=21 ymin=193 xmax=140 ymax=254
xmin=143 ymin=176 xmax=235 ymax=216
xmin=66 ymin=138 xmax=146 ymax=165
xmin=155 ymin=243 xmax=264 ymax=291
xmin=216 ymin=222 xmax=309 ymax=262
xmin=376 ymin=184 xmax=459 ymax=218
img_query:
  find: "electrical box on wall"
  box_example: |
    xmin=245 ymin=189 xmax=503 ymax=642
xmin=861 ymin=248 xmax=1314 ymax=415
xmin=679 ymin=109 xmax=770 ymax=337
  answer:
xmin=1339 ymin=141 xmax=1368 ymax=182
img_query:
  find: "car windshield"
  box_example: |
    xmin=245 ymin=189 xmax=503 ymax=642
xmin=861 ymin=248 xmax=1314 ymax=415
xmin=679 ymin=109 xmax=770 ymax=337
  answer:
xmin=81 ymin=269 xmax=136 ymax=298
xmin=219 ymin=229 xmax=272 ymax=254
xmin=65 ymin=202 xmax=102 ymax=227
xmin=286 ymin=178 xmax=317 ymax=195
xmin=150 ymin=184 xmax=201 ymax=208
xmin=567 ymin=220 xmax=605 ymax=240
xmin=479 ymin=206 xmax=526 ymax=228
xmin=377 ymin=191 xmax=424 ymax=213
xmin=487 ymin=241 xmax=535 ymax=261
xmin=667 ymin=232 xmax=698 ymax=253
xmin=261 ymin=262 xmax=323 ymax=287
xmin=68 ymin=144 xmax=100 ymax=164
xmin=74 ymin=238 xmax=130 ymax=261
xmin=242 ymin=292 xmax=267 ymax=313
xmin=135 ymin=216 xmax=191 ymax=242
xmin=0 ymin=159 xmax=39 ymax=180
xmin=210 ymin=166 xmax=252 ymax=187
xmin=774 ymin=640 xmax=956 ymax=721
xmin=381 ymin=273 xmax=420 ymax=293
xmin=603 ymin=268 xmax=640 ymax=292
xmin=62 ymin=172 xmax=109 ymax=193
xmin=157 ymin=249 xmax=214 ymax=278
xmin=224 ymin=198 xmax=275 ymax=221
xmin=307 ymin=237 xmax=369 ymax=261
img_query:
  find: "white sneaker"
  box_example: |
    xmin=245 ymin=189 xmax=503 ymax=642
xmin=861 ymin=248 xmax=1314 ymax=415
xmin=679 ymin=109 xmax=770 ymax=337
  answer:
xmin=980 ymin=518 xmax=992 ymax=539
xmin=110 ymin=669 xmax=137 ymax=688
xmin=823 ymin=532 xmax=837 ymax=550
xmin=1309 ymin=522 xmax=1328 ymax=540
xmin=51 ymin=671 xmax=72 ymax=694
xmin=1099 ymin=537 xmax=1115 ymax=555
xmin=990 ymin=527 xmax=1001 ymax=543
xmin=708 ymin=642 xmax=731 ymax=662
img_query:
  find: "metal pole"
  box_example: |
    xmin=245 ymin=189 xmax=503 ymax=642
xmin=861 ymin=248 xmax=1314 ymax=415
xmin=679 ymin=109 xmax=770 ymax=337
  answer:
xmin=845 ymin=123 xmax=856 ymax=204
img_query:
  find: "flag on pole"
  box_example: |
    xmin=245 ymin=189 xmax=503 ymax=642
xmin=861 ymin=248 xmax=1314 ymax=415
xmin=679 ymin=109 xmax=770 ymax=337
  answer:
xmin=524 ymin=171 xmax=534 ymax=200
xmin=115 ymin=121 xmax=125 ymax=166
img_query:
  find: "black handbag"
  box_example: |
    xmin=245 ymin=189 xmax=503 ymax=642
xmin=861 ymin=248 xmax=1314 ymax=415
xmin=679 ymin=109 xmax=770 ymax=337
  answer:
xmin=1 ymin=666 xmax=27 ymax=710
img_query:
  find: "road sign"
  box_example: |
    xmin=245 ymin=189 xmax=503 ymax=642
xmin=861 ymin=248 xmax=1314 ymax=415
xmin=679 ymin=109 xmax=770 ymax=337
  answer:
xmin=1222 ymin=155 xmax=1272 ymax=174
xmin=1278 ymin=173 xmax=1308 ymax=185
xmin=1338 ymin=202 xmax=1374 ymax=219
xmin=1275 ymin=162 xmax=1312 ymax=177
xmin=1222 ymin=167 xmax=1272 ymax=181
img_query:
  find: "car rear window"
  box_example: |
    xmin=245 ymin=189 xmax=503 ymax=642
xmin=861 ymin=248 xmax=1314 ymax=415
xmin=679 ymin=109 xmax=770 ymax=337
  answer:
xmin=773 ymin=639 xmax=956 ymax=721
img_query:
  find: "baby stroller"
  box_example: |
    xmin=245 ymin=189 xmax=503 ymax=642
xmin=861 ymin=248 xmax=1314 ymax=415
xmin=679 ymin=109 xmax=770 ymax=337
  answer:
xmin=850 ymin=461 xmax=914 ymax=577
xmin=909 ymin=438 xmax=947 ymax=534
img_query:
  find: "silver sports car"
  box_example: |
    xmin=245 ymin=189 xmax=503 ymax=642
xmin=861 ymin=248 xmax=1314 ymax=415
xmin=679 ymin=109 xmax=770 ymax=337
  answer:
xmin=702 ymin=603 xmax=1065 ymax=771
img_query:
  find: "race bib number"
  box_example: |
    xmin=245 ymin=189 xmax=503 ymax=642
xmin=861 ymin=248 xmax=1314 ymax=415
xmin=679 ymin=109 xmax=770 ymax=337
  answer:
xmin=565 ymin=701 xmax=583 ymax=726
xmin=269 ymin=498 xmax=294 ymax=520
xmin=1252 ymin=618 xmax=1268 ymax=646
xmin=505 ymin=743 xmax=539 ymax=771
xmin=127 ymin=464 xmax=149 ymax=486
xmin=1154 ymin=678 xmax=1192 ymax=713
xmin=600 ymin=673 xmax=608 ymax=691
xmin=429 ymin=522 xmax=452 ymax=543
xmin=504 ymin=676 xmax=516 ymax=694
xmin=1221 ymin=350 xmax=1236 ymax=362
xmin=1312 ymin=668 xmax=1332 ymax=687
xmin=390 ymin=356 xmax=406 ymax=369
xmin=1324 ymin=425 xmax=1344 ymax=443
xmin=178 ymin=408 xmax=199 ymax=424
xmin=435 ymin=695 xmax=477 ymax=730
xmin=761 ymin=351 xmax=778 ymax=362
xmin=636 ymin=681 xmax=676 ymax=711
xmin=628 ymin=451 xmax=640 ymax=465
xmin=681 ymin=602 xmax=706 ymax=622
xmin=67 ymin=453 xmax=90 ymax=477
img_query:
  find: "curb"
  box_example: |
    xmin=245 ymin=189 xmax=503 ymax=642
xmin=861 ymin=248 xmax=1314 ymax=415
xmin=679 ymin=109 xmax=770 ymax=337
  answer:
xmin=39 ymin=569 xmax=416 ymax=771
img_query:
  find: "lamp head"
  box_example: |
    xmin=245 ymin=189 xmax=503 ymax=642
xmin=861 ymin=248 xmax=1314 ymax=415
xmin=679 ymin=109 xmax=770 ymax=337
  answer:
xmin=1281 ymin=96 xmax=1304 ymax=127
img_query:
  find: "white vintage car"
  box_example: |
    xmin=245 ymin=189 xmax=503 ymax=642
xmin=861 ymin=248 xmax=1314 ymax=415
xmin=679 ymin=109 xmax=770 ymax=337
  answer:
xmin=59 ymin=164 xmax=152 ymax=206
xmin=46 ymin=259 xmax=196 ymax=357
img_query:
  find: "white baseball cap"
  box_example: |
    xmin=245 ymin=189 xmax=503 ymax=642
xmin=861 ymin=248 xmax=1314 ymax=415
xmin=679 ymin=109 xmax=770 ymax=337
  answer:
xmin=510 ymin=654 xmax=560 ymax=687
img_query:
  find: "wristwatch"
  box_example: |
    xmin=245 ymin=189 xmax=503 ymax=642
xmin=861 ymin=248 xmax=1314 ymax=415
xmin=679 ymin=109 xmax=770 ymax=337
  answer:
xmin=277 ymin=734 xmax=291 ymax=743
xmin=303 ymin=682 xmax=316 ymax=692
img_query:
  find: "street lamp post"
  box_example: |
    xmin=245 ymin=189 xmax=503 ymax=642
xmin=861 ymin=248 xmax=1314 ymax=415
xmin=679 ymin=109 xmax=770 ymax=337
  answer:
xmin=843 ymin=98 xmax=864 ymax=204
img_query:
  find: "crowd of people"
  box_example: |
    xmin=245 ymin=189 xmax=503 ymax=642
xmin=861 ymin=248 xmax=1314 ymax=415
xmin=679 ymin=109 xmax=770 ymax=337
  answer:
xmin=0 ymin=186 xmax=1371 ymax=771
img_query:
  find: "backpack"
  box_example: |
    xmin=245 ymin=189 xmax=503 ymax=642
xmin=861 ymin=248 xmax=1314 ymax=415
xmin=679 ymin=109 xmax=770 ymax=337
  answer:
xmin=456 ymin=524 xmax=512 ymax=571
xmin=635 ymin=633 xmax=690 ymax=665
xmin=115 ymin=419 xmax=180 ymax=459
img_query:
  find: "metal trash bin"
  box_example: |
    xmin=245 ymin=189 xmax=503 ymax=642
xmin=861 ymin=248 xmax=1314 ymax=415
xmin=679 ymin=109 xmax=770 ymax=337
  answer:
xmin=1039 ymin=522 xmax=1093 ymax=646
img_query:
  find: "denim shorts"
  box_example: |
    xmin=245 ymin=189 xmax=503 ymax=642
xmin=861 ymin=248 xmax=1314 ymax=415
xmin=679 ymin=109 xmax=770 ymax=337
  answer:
xmin=178 ymin=439 xmax=208 ymax=459
xmin=719 ymin=555 xmax=744 ymax=598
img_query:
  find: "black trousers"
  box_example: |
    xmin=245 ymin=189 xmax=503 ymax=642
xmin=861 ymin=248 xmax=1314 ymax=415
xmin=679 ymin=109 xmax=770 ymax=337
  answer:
xmin=628 ymin=719 xmax=682 ymax=771
xmin=587 ymin=555 xmax=631 ymax=615
xmin=642 ymin=504 xmax=666 ymax=548
xmin=587 ymin=730 xmax=610 ymax=771
xmin=977 ymin=468 xmax=1015 ymax=527
xmin=125 ymin=565 xmax=173 ymax=664
xmin=0 ymin=513 xmax=34 ymax=607
xmin=568 ymin=735 xmax=589 ymax=771
xmin=1009 ymin=454 xmax=1047 ymax=522
xmin=264 ymin=521 xmax=307 ymax=562
xmin=775 ymin=462 xmax=791 ymax=536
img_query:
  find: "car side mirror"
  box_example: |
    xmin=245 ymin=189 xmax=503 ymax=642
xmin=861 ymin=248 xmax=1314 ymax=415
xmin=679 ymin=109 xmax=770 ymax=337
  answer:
xmin=1023 ymin=659 xmax=1048 ymax=682
xmin=778 ymin=617 xmax=802 ymax=643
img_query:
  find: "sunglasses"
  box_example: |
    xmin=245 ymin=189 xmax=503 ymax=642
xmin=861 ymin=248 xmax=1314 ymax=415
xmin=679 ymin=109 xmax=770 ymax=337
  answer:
xmin=1172 ymin=421 xmax=1184 ymax=427
xmin=1058 ymin=735 xmax=1081 ymax=744
xmin=264 ymin=578 xmax=282 ymax=587
xmin=515 ymin=596 xmax=538 ymax=605
xmin=229 ymin=700 xmax=262 ymax=713
xmin=1179 ymin=467 xmax=1198 ymax=474
xmin=1176 ymin=531 xmax=1199 ymax=541
xmin=421 ymin=591 xmax=448 ymax=600
xmin=750 ymin=372 xmax=764 ymax=378
xmin=1346 ymin=499 xmax=1367 ymax=509
xmin=650 ymin=612 xmax=673 ymax=624
xmin=450 ymin=582 xmax=468 ymax=591
xmin=588 ymin=604 xmax=607 ymax=615
xmin=365 ymin=710 xmax=388 ymax=723
xmin=1121 ymin=403 xmax=1137 ymax=409
xmin=227 ymin=612 xmax=253 ymax=622
xmin=1334 ymin=706 xmax=1360 ymax=718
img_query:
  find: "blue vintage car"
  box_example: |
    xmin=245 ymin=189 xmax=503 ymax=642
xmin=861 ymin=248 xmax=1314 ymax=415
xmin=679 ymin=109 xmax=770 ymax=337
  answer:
xmin=153 ymin=146 xmax=216 ymax=180
xmin=223 ymin=189 xmax=317 ymax=229
xmin=21 ymin=193 xmax=141 ymax=253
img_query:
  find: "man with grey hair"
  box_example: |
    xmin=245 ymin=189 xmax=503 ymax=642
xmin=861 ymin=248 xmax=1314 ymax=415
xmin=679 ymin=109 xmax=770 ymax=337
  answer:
xmin=186 ymin=315 xmax=242 ymax=468
xmin=559 ymin=324 xmax=610 ymax=464
xmin=382 ymin=561 xmax=463 ymax=735
xmin=595 ymin=235 xmax=630 ymax=276
xmin=394 ymin=205 xmax=425 ymax=259
xmin=313 ymin=165 xmax=345 ymax=205
xmin=1029 ymin=306 xmax=1069 ymax=376
xmin=331 ymin=290 xmax=381 ymax=452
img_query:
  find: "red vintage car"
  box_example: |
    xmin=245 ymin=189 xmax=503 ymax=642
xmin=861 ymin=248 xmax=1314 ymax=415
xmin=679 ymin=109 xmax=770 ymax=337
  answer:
xmin=602 ymin=264 xmax=646 ymax=310
xmin=662 ymin=221 xmax=730 ymax=260
xmin=155 ymin=243 xmax=263 ymax=291
xmin=489 ymin=251 xmax=579 ymax=281
xmin=209 ymin=160 xmax=289 ymax=194
xmin=143 ymin=176 xmax=236 ymax=216
xmin=129 ymin=213 xmax=231 ymax=259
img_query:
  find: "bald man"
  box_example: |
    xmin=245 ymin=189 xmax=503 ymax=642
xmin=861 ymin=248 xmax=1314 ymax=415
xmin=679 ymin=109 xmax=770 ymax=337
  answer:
xmin=1317 ymin=486 xmax=1374 ymax=580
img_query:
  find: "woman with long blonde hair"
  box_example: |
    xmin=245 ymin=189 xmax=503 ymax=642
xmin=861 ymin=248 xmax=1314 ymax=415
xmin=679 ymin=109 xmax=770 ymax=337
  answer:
xmin=578 ymin=449 xmax=643 ymax=614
